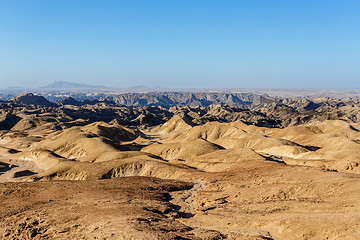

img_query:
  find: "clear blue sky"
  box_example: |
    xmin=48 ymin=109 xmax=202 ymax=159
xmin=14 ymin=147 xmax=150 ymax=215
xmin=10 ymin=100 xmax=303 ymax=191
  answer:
xmin=1 ymin=0 xmax=359 ymax=89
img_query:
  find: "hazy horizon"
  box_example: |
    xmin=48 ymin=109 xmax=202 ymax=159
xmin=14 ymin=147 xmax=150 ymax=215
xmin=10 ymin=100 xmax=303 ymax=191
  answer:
xmin=1 ymin=1 xmax=359 ymax=89
xmin=3 ymin=81 xmax=360 ymax=102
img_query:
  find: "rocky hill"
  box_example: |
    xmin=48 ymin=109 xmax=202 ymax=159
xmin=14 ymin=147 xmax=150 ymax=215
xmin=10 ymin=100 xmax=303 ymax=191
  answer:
xmin=10 ymin=93 xmax=56 ymax=107
xmin=1 ymin=92 xmax=360 ymax=239
xmin=1 ymin=92 xmax=359 ymax=129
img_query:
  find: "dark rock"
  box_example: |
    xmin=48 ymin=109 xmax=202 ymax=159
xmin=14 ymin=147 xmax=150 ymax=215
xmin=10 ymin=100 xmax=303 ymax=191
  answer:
xmin=13 ymin=170 xmax=36 ymax=178
xmin=11 ymin=93 xmax=56 ymax=107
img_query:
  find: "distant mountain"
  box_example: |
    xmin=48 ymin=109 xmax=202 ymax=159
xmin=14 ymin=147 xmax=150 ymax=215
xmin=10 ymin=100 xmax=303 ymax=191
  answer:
xmin=131 ymin=85 xmax=148 ymax=89
xmin=10 ymin=93 xmax=56 ymax=107
xmin=57 ymin=97 xmax=83 ymax=106
xmin=57 ymin=97 xmax=115 ymax=106
xmin=105 ymin=92 xmax=262 ymax=108
xmin=41 ymin=81 xmax=105 ymax=89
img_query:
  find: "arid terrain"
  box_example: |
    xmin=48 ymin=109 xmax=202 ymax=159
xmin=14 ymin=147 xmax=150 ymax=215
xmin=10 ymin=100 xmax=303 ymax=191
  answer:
xmin=1 ymin=92 xmax=360 ymax=239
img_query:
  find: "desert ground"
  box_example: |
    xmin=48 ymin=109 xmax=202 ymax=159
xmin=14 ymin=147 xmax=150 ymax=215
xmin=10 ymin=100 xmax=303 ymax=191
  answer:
xmin=1 ymin=92 xmax=360 ymax=239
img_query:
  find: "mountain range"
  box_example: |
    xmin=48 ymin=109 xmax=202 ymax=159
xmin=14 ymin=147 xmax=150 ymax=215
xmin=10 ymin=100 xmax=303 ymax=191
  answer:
xmin=41 ymin=81 xmax=105 ymax=89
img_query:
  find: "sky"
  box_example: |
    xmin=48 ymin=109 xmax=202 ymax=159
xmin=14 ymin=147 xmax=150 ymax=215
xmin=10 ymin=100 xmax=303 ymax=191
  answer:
xmin=0 ymin=0 xmax=359 ymax=89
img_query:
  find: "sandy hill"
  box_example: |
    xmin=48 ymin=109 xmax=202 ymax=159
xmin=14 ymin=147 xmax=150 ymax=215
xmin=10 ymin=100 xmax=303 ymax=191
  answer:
xmin=151 ymin=115 xmax=193 ymax=135
xmin=142 ymin=138 xmax=224 ymax=161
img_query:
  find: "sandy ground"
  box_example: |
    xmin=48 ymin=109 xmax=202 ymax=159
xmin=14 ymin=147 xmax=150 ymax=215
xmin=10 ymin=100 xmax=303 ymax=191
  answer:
xmin=0 ymin=177 xmax=224 ymax=240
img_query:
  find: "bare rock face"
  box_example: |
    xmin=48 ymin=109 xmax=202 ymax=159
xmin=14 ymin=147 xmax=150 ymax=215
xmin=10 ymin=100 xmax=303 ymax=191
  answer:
xmin=0 ymin=112 xmax=22 ymax=130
